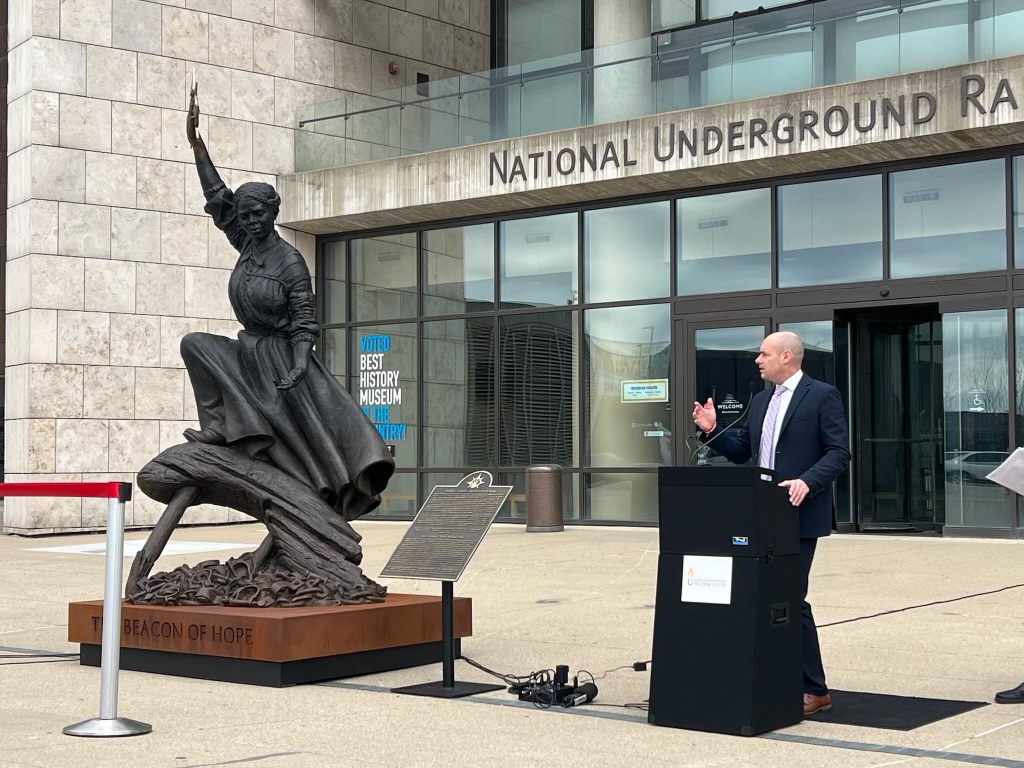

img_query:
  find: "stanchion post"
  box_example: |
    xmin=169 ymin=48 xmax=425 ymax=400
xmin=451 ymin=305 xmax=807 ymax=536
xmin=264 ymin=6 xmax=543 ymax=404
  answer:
xmin=64 ymin=482 xmax=152 ymax=737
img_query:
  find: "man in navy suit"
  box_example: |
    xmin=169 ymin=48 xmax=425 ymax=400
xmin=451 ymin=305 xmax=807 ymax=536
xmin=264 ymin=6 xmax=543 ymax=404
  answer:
xmin=692 ymin=331 xmax=850 ymax=716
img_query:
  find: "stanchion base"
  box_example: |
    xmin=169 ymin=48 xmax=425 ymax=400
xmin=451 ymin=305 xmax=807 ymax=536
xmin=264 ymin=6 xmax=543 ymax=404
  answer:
xmin=63 ymin=717 xmax=152 ymax=737
xmin=391 ymin=680 xmax=504 ymax=699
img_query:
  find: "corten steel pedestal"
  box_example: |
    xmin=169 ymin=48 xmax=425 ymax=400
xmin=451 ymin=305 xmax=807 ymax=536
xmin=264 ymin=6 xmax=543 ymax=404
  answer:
xmin=69 ymin=594 xmax=473 ymax=688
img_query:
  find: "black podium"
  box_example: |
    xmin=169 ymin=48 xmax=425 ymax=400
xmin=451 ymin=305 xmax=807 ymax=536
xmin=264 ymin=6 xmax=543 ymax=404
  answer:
xmin=648 ymin=466 xmax=802 ymax=736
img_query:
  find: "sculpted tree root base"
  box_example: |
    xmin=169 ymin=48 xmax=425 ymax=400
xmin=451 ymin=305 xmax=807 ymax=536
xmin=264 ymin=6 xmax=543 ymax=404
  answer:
xmin=129 ymin=443 xmax=387 ymax=607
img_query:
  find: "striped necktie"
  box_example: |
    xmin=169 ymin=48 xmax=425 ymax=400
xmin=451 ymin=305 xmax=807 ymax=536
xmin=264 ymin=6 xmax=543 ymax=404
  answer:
xmin=758 ymin=384 xmax=787 ymax=470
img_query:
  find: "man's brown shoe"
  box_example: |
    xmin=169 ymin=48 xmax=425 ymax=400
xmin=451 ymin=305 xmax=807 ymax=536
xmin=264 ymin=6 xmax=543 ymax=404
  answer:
xmin=803 ymin=693 xmax=832 ymax=715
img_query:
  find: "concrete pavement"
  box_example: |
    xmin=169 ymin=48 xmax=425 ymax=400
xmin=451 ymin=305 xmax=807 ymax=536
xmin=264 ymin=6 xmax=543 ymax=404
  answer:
xmin=1 ymin=521 xmax=1023 ymax=767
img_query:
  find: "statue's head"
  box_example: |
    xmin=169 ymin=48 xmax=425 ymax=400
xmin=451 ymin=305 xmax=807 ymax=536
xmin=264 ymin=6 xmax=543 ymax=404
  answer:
xmin=235 ymin=182 xmax=281 ymax=243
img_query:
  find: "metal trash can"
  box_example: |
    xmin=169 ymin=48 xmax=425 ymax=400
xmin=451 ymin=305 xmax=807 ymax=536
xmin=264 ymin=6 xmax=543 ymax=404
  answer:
xmin=525 ymin=465 xmax=564 ymax=532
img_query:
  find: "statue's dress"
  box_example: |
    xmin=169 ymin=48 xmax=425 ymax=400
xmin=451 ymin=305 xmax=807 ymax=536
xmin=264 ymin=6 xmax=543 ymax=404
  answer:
xmin=180 ymin=184 xmax=395 ymax=520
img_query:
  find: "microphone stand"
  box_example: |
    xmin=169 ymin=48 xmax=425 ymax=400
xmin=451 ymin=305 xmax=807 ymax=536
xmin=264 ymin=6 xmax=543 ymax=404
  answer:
xmin=687 ymin=387 xmax=757 ymax=467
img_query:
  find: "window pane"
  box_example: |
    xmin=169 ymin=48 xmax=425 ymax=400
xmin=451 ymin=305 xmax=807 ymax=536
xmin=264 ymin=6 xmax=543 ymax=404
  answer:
xmin=499 ymin=311 xmax=579 ymax=466
xmin=944 ymin=309 xmax=1013 ymax=529
xmin=352 ymin=324 xmax=417 ymax=466
xmin=729 ymin=7 xmax=814 ymax=102
xmin=500 ymin=213 xmax=578 ymax=309
xmin=653 ymin=0 xmax=696 ymax=32
xmin=585 ymin=304 xmax=671 ymax=467
xmin=499 ymin=471 xmax=579 ymax=522
xmin=779 ymin=175 xmax=882 ymax=288
xmin=1015 ymin=157 xmax=1024 ymax=267
xmin=585 ymin=472 xmax=658 ymax=523
xmin=703 ymin=0 xmax=791 ymax=19
xmin=994 ymin=0 xmax=1024 ymax=57
xmin=506 ymin=0 xmax=582 ymax=66
xmin=322 ymin=328 xmax=346 ymax=388
xmin=814 ymin=0 xmax=900 ymax=86
xmin=899 ymin=0 xmax=970 ymax=73
xmin=890 ymin=160 xmax=1007 ymax=279
xmin=352 ymin=234 xmax=417 ymax=321
xmin=678 ymin=189 xmax=770 ymax=295
xmin=1015 ymin=308 xmax=1024 ymax=529
xmin=423 ymin=317 xmax=496 ymax=467
xmin=424 ymin=224 xmax=495 ymax=315
xmin=323 ymin=241 xmax=346 ymax=324
xmin=365 ymin=471 xmax=417 ymax=519
xmin=585 ymin=202 xmax=670 ymax=303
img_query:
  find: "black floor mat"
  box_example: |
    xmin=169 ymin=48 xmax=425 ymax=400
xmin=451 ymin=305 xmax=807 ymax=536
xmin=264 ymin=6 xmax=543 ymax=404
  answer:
xmin=806 ymin=689 xmax=988 ymax=730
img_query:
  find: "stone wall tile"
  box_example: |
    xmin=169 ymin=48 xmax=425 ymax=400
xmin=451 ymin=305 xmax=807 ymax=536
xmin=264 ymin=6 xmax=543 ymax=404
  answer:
xmin=370 ymin=49 xmax=405 ymax=92
xmin=275 ymin=0 xmax=315 ymax=33
xmin=87 ymin=46 xmax=139 ymax=102
xmin=30 ymin=254 xmax=85 ymax=311
xmin=57 ymin=311 xmax=110 ymax=365
xmin=187 ymin=0 xmax=231 ymax=14
xmin=231 ymin=70 xmax=275 ymax=122
xmin=232 ymin=0 xmax=273 ymax=24
xmin=110 ymin=313 xmax=161 ymax=366
xmin=162 ymin=6 xmax=210 ymax=62
xmin=137 ymin=158 xmax=185 ymax=213
xmin=161 ymin=212 xmax=209 ymax=265
xmin=315 ymin=0 xmax=353 ymax=43
xmin=468 ymin=0 xmax=488 ymax=34
xmin=10 ymin=0 xmax=61 ymax=48
xmin=112 ymin=102 xmax=163 ymax=158
xmin=9 ymin=92 xmax=59 ymax=155
xmin=135 ymin=368 xmax=185 ymax=420
xmin=210 ymin=14 xmax=254 ymax=70
xmin=83 ymin=366 xmax=135 ymax=418
xmin=183 ymin=375 xmax=199 ymax=420
xmin=8 ymin=39 xmax=31 ymax=103
xmin=184 ymin=267 xmax=232 ymax=318
xmin=158 ymin=420 xmax=194 ymax=452
xmin=407 ymin=0 xmax=437 ymax=18
xmin=19 ymin=365 xmax=83 ymax=419
xmin=31 ymin=146 xmax=87 ymax=203
xmin=6 ymin=309 xmax=59 ymax=365
xmin=8 ymin=148 xmax=32 ymax=207
xmin=207 ymin=318 xmax=243 ymax=337
xmin=190 ymin=63 xmax=233 ymax=118
xmin=60 ymin=0 xmax=113 ymax=46
xmin=4 ymin=419 xmax=57 ymax=473
xmin=453 ymin=26 xmax=486 ymax=73
xmin=161 ymin=316 xmax=208 ymax=366
xmin=86 ymin=153 xmax=138 ymax=209
xmin=139 ymin=53 xmax=186 ymax=110
xmin=56 ymin=419 xmax=110 ymax=473
xmin=59 ymin=96 xmax=112 ymax=153
xmin=273 ymin=78 xmax=316 ymax=127
xmin=254 ymin=24 xmax=294 ymax=79
xmin=422 ymin=17 xmax=454 ymax=70
xmin=6 ymin=257 xmax=30 ymax=314
xmin=85 ymin=259 xmax=136 ymax=313
xmin=162 ymin=109 xmax=209 ymax=163
xmin=252 ymin=123 xmax=294 ymax=175
xmin=113 ymin=0 xmax=163 ymax=54
xmin=354 ymin=1 xmax=388 ymax=51
xmin=294 ymin=33 xmax=335 ymax=87
xmin=184 ymin=167 xmax=208 ymax=216
xmin=137 ymin=262 xmax=185 ymax=315
xmin=438 ymin=0 xmax=468 ymax=28
xmin=208 ymin=116 xmax=253 ymax=171
xmin=109 ymin=420 xmax=160 ymax=473
xmin=5 ymin=366 xmax=30 ymax=419
xmin=389 ymin=9 xmax=422 ymax=60
xmin=335 ymin=41 xmax=371 ymax=92
xmin=208 ymin=219 xmax=240 ymax=268
xmin=374 ymin=0 xmax=405 ymax=10
xmin=58 ymin=202 xmax=111 ymax=259
xmin=3 ymin=472 xmax=84 ymax=530
xmin=111 ymin=208 xmax=162 ymax=262
xmin=8 ymin=200 xmax=59 ymax=260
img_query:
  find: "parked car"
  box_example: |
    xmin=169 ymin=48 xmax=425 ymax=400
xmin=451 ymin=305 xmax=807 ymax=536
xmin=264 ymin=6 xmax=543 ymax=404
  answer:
xmin=945 ymin=451 xmax=1010 ymax=484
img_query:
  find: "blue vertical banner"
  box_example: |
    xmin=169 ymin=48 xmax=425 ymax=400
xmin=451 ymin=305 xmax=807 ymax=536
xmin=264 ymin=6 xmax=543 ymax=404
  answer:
xmin=358 ymin=334 xmax=408 ymax=442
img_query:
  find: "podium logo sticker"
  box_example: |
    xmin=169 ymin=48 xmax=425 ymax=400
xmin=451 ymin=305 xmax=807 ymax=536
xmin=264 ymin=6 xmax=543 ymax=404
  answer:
xmin=681 ymin=555 xmax=733 ymax=605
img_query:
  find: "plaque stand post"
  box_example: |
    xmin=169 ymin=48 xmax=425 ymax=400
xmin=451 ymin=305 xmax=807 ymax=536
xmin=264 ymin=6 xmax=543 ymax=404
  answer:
xmin=391 ymin=580 xmax=502 ymax=699
xmin=385 ymin=471 xmax=512 ymax=700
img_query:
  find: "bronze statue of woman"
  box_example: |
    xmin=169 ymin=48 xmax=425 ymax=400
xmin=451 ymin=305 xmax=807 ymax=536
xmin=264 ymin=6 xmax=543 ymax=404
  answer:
xmin=125 ymin=85 xmax=395 ymax=606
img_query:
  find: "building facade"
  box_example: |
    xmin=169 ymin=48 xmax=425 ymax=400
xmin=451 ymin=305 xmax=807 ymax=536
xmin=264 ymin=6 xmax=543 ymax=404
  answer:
xmin=7 ymin=0 xmax=1024 ymax=538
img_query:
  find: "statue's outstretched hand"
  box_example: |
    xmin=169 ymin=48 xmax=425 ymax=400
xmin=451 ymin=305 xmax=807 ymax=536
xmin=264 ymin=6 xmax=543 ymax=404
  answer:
xmin=187 ymin=82 xmax=201 ymax=148
xmin=275 ymin=365 xmax=308 ymax=391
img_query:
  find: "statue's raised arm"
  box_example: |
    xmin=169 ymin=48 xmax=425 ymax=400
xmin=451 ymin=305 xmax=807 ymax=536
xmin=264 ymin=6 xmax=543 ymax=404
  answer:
xmin=187 ymin=83 xmax=225 ymax=195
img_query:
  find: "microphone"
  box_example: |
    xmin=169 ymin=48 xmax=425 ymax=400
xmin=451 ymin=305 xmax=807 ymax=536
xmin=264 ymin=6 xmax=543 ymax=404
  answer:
xmin=687 ymin=382 xmax=758 ymax=466
xmin=563 ymin=682 xmax=598 ymax=707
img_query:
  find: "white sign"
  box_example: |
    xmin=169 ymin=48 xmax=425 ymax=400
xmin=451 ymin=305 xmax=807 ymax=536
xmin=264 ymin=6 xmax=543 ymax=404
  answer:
xmin=680 ymin=555 xmax=733 ymax=605
xmin=621 ymin=379 xmax=669 ymax=403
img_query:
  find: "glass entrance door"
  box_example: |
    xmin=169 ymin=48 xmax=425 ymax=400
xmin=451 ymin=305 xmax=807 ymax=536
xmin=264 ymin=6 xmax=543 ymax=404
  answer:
xmin=852 ymin=308 xmax=944 ymax=531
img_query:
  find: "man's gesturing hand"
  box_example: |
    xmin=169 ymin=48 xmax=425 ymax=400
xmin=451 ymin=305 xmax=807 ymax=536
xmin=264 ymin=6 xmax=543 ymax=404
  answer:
xmin=779 ymin=479 xmax=810 ymax=506
xmin=692 ymin=399 xmax=716 ymax=433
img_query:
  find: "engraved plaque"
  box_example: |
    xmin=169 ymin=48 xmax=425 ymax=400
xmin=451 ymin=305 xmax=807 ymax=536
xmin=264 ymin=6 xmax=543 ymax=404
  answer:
xmin=380 ymin=472 xmax=512 ymax=582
